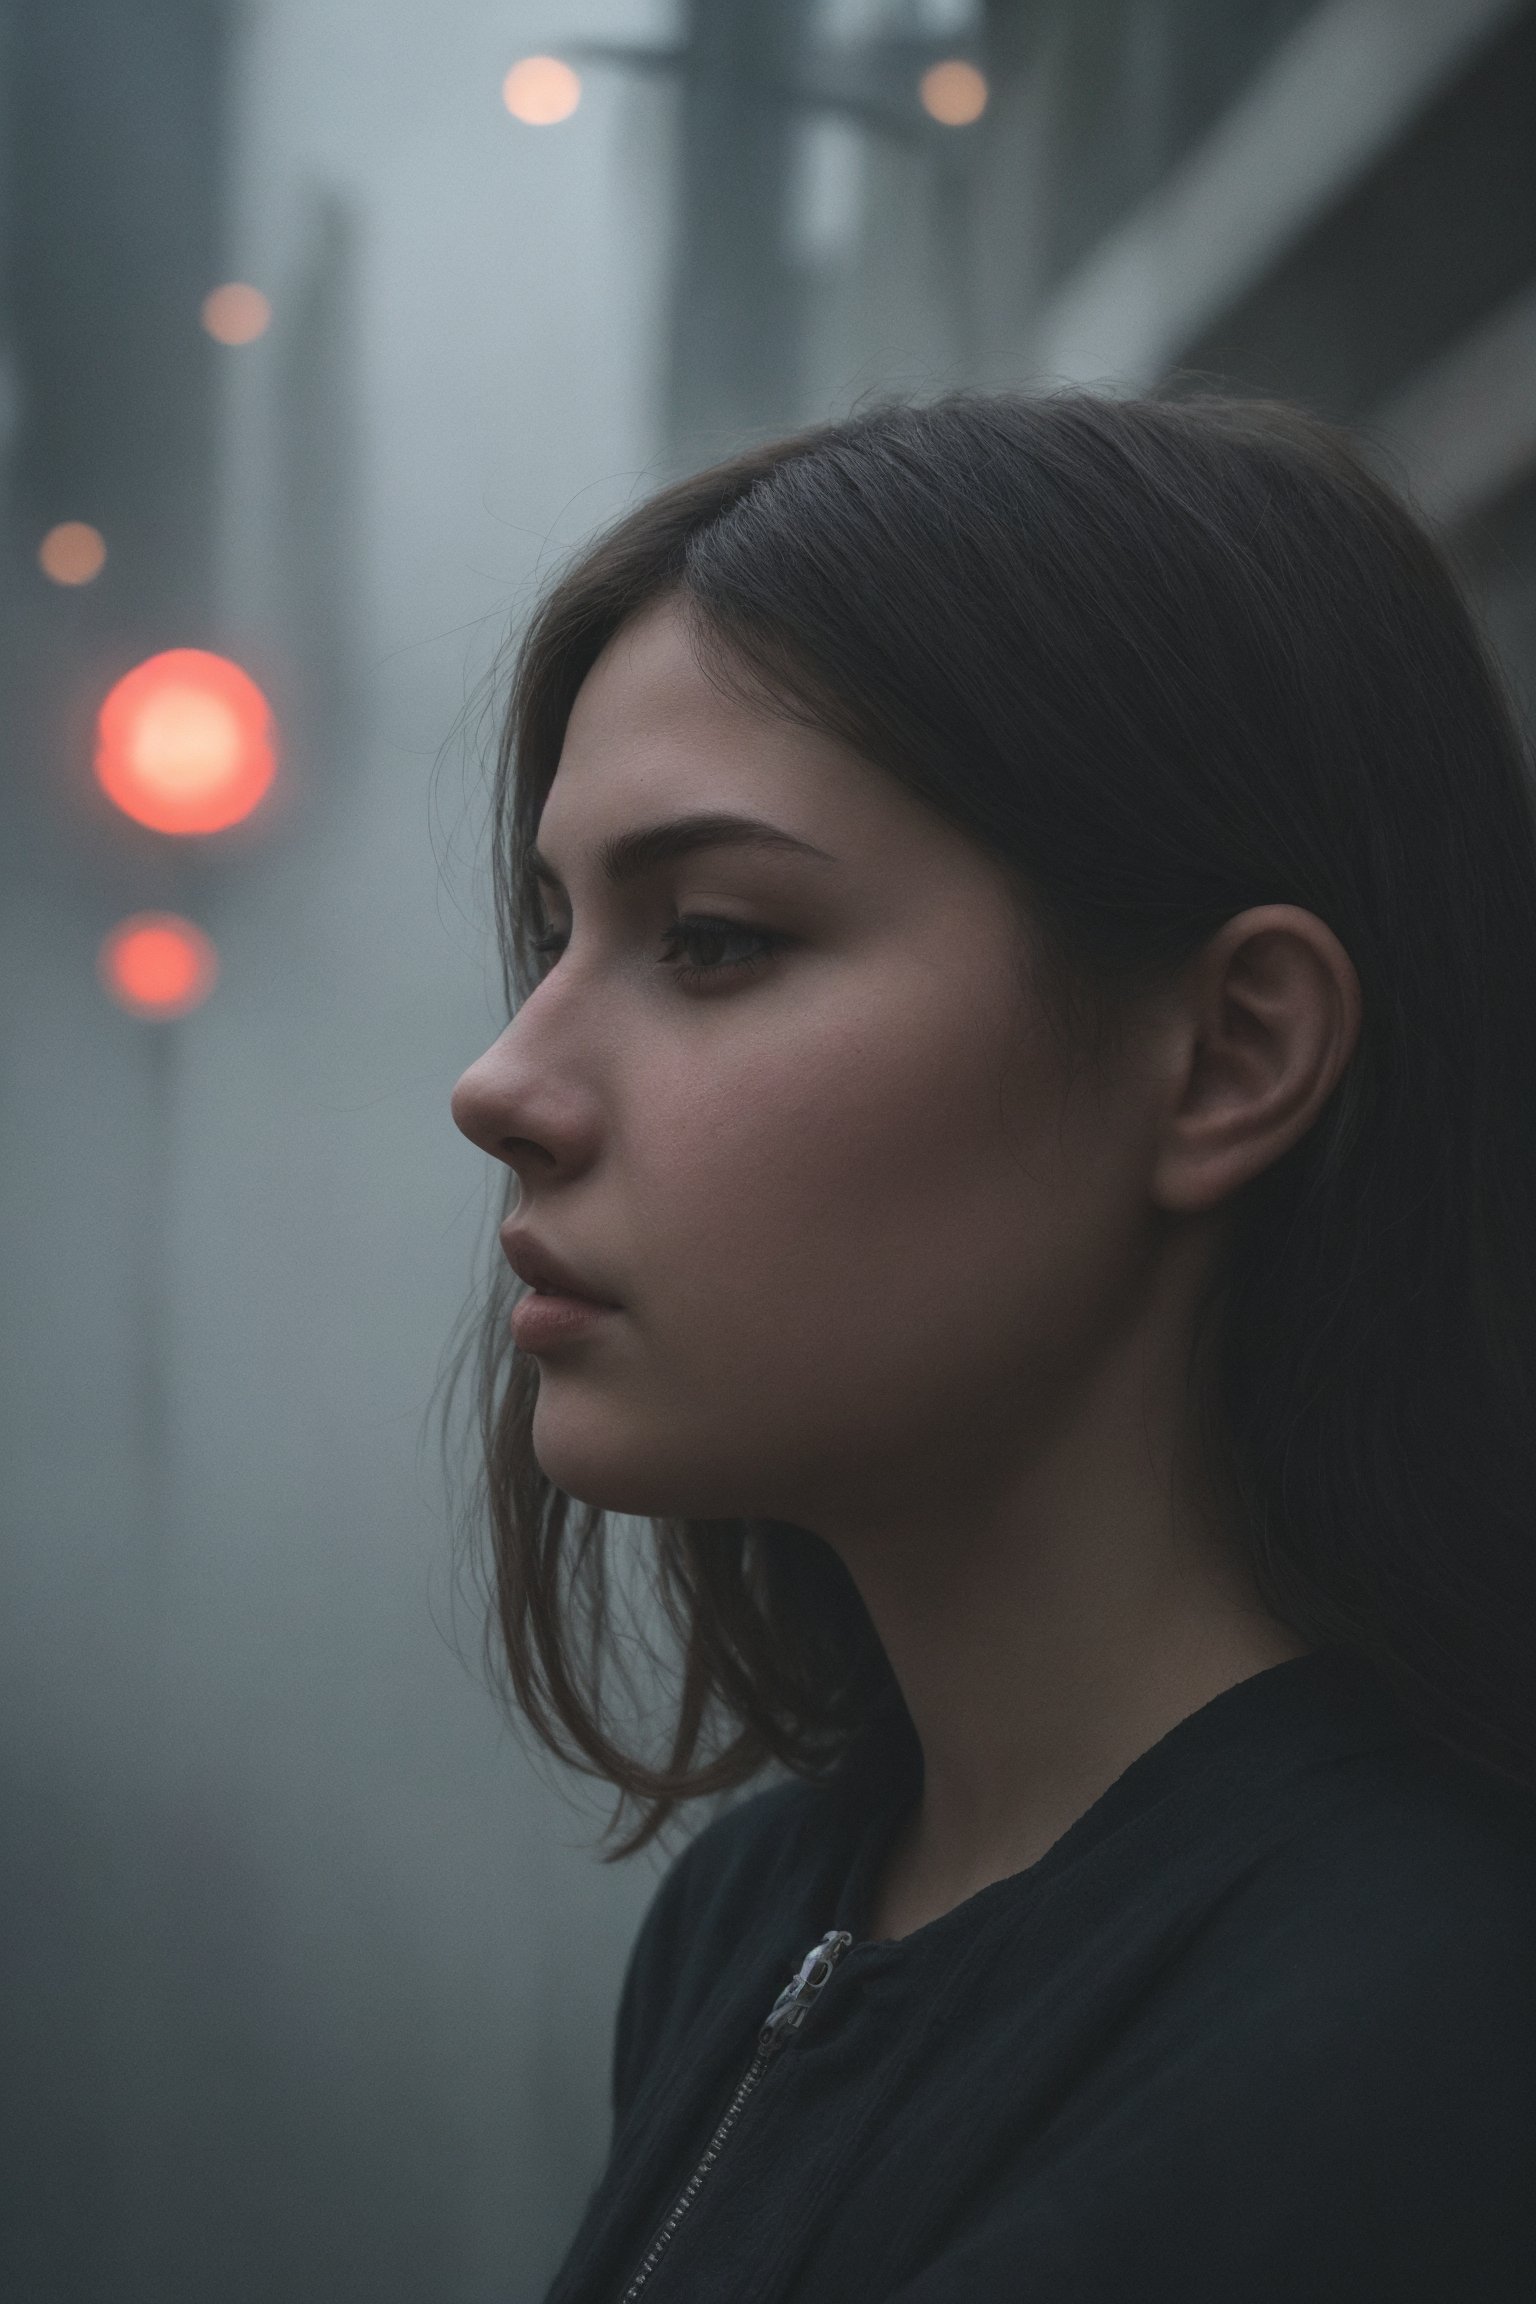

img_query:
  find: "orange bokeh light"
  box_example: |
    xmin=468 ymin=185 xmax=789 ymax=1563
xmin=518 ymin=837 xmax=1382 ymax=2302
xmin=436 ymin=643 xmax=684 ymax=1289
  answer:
xmin=95 ymin=649 xmax=276 ymax=836
xmin=99 ymin=913 xmax=219 ymax=1019
xmin=919 ymin=59 xmax=988 ymax=126
xmin=201 ymin=282 xmax=272 ymax=344
xmin=502 ymin=55 xmax=581 ymax=124
xmin=39 ymin=521 xmax=107 ymax=585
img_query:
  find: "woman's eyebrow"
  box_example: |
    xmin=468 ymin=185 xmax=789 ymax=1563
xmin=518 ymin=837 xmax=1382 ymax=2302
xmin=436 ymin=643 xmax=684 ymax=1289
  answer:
xmin=529 ymin=811 xmax=839 ymax=894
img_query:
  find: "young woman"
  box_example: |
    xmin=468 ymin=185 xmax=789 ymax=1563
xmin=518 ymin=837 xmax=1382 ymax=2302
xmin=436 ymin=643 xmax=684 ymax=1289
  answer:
xmin=450 ymin=391 xmax=1536 ymax=2303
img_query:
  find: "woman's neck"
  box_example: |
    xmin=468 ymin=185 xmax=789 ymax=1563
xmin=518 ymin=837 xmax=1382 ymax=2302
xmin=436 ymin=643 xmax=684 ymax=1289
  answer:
xmin=815 ymin=1237 xmax=1311 ymax=1941
xmin=865 ymin=1584 xmax=1310 ymax=1941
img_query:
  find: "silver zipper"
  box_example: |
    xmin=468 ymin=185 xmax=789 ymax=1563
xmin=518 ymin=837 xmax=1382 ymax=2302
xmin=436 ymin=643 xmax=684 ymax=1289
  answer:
xmin=615 ymin=1928 xmax=854 ymax=2304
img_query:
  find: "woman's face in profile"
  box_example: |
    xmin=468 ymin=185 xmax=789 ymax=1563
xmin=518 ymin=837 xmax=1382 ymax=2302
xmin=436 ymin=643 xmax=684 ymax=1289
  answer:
xmin=451 ymin=600 xmax=1163 ymax=1540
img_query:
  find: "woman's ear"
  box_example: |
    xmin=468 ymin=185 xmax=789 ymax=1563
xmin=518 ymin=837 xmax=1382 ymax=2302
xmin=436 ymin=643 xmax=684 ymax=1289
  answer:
xmin=1149 ymin=905 xmax=1363 ymax=1216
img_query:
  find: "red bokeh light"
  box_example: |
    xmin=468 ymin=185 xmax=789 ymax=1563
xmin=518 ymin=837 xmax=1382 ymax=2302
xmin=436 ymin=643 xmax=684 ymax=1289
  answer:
xmin=99 ymin=913 xmax=220 ymax=1019
xmin=94 ymin=649 xmax=276 ymax=835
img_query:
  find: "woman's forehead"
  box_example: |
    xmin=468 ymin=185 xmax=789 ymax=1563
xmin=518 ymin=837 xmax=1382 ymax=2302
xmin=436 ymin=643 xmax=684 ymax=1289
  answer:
xmin=542 ymin=603 xmax=989 ymax=895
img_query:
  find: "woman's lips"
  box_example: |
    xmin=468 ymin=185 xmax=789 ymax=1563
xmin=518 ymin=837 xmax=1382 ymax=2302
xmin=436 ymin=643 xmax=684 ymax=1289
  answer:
xmin=499 ymin=1225 xmax=620 ymax=1306
xmin=509 ymin=1291 xmax=618 ymax=1351
xmin=500 ymin=1226 xmax=622 ymax=1351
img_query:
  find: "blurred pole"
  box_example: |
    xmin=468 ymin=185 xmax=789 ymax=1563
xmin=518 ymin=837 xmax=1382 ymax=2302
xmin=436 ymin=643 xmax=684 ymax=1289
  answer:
xmin=273 ymin=184 xmax=362 ymax=789
xmin=131 ymin=1010 xmax=184 ymax=1579
xmin=665 ymin=0 xmax=815 ymax=465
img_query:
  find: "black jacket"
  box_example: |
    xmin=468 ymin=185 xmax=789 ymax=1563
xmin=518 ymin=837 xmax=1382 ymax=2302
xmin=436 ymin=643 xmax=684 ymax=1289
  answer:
xmin=544 ymin=1649 xmax=1536 ymax=2302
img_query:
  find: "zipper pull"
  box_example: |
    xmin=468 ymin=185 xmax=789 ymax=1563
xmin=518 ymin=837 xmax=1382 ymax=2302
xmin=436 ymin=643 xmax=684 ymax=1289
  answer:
xmin=756 ymin=1929 xmax=853 ymax=2058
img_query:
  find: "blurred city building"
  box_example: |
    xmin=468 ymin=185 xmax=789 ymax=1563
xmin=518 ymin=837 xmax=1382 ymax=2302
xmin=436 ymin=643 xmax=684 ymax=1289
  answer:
xmin=660 ymin=0 xmax=1536 ymax=692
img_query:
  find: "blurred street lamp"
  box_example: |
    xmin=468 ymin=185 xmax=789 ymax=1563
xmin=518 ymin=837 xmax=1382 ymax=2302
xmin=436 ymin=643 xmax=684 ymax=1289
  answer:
xmin=920 ymin=59 xmax=987 ymax=126
xmin=94 ymin=648 xmax=276 ymax=835
xmin=98 ymin=912 xmax=219 ymax=1019
xmin=38 ymin=520 xmax=107 ymax=584
xmin=503 ymin=56 xmax=582 ymax=125
xmin=200 ymin=281 xmax=272 ymax=344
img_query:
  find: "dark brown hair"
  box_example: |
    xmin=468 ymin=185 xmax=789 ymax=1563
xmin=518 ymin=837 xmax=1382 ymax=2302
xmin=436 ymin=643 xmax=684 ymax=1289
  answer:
xmin=458 ymin=388 xmax=1536 ymax=1850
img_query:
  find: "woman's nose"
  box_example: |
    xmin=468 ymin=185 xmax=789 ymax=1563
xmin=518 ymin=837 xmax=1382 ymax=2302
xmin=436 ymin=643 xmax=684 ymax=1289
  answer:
xmin=450 ymin=1021 xmax=599 ymax=1189
xmin=451 ymin=1041 xmax=516 ymax=1162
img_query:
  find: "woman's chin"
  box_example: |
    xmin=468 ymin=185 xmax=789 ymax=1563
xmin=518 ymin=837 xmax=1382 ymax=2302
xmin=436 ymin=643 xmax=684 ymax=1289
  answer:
xmin=530 ymin=1425 xmax=761 ymax=1523
xmin=530 ymin=1418 xmax=704 ymax=1519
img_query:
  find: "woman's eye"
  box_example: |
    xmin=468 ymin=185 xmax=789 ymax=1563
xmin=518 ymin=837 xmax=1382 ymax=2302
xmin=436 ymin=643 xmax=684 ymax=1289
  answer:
xmin=526 ymin=916 xmax=786 ymax=989
xmin=529 ymin=929 xmax=566 ymax=976
xmin=659 ymin=915 xmax=786 ymax=987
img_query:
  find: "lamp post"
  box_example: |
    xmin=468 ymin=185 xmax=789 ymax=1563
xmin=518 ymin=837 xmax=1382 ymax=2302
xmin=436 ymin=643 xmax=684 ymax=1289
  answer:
xmin=92 ymin=647 xmax=279 ymax=1525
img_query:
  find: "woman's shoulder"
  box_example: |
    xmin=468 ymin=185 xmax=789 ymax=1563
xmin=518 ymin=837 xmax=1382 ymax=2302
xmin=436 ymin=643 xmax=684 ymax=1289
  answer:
xmin=971 ymin=1751 xmax=1536 ymax=2299
xmin=1154 ymin=1741 xmax=1536 ymax=2097
xmin=1231 ymin=1741 xmax=1536 ymax=1958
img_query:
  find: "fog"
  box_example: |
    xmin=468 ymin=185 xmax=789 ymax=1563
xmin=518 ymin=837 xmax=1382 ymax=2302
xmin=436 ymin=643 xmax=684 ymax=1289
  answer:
xmin=4 ymin=0 xmax=1532 ymax=2295
xmin=5 ymin=4 xmax=676 ymax=2296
